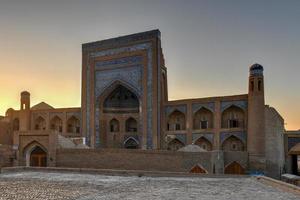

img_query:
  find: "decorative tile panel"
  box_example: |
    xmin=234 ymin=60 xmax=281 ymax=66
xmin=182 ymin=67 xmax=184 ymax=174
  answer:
xmin=192 ymin=102 xmax=215 ymax=113
xmin=221 ymin=100 xmax=248 ymax=112
xmin=192 ymin=133 xmax=214 ymax=143
xmin=220 ymin=131 xmax=247 ymax=144
xmin=165 ymin=105 xmax=187 ymax=117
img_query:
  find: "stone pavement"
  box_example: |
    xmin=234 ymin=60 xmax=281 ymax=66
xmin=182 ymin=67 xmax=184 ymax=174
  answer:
xmin=0 ymin=172 xmax=299 ymax=200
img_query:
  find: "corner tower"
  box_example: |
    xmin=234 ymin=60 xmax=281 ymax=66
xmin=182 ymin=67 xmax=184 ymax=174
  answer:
xmin=247 ymin=64 xmax=266 ymax=171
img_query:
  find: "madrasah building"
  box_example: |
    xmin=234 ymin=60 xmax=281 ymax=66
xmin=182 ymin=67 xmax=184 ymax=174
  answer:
xmin=0 ymin=30 xmax=299 ymax=178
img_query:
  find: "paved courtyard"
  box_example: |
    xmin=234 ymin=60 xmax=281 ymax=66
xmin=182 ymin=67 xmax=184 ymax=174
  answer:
xmin=0 ymin=171 xmax=299 ymax=200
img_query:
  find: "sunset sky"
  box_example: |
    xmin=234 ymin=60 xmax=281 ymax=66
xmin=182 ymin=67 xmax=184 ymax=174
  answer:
xmin=0 ymin=0 xmax=299 ymax=130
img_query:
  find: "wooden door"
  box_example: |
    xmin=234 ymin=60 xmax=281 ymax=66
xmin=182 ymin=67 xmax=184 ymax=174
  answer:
xmin=190 ymin=165 xmax=207 ymax=174
xmin=30 ymin=146 xmax=47 ymax=167
xmin=225 ymin=162 xmax=245 ymax=175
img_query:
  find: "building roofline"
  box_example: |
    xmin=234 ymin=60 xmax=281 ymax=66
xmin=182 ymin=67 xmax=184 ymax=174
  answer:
xmin=82 ymin=29 xmax=160 ymax=50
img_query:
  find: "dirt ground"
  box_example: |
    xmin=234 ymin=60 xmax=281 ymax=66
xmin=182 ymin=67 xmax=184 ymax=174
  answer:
xmin=0 ymin=171 xmax=299 ymax=200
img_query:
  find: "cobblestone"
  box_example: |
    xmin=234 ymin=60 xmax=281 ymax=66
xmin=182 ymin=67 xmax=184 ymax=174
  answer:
xmin=0 ymin=172 xmax=299 ymax=200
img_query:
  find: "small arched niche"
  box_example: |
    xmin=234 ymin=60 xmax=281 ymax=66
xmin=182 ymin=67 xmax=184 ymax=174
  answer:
xmin=193 ymin=107 xmax=213 ymax=130
xmin=124 ymin=137 xmax=139 ymax=149
xmin=167 ymin=110 xmax=186 ymax=131
xmin=125 ymin=117 xmax=138 ymax=132
xmin=34 ymin=116 xmax=46 ymax=130
xmin=50 ymin=116 xmax=63 ymax=133
xmin=194 ymin=137 xmax=213 ymax=151
xmin=109 ymin=118 xmax=120 ymax=132
xmin=222 ymin=135 xmax=245 ymax=151
xmin=67 ymin=116 xmax=80 ymax=134
xmin=221 ymin=105 xmax=245 ymax=129
xmin=167 ymin=138 xmax=185 ymax=151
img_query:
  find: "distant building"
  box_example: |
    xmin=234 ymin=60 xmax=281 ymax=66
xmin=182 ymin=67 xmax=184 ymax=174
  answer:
xmin=0 ymin=30 xmax=298 ymax=178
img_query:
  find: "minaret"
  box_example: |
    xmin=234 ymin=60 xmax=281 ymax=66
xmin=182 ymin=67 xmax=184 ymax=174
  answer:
xmin=20 ymin=91 xmax=30 ymax=110
xmin=19 ymin=91 xmax=31 ymax=131
xmin=247 ymin=64 xmax=266 ymax=172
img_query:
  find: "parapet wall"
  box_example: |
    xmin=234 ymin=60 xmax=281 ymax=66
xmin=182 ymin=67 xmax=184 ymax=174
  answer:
xmin=56 ymin=149 xmax=248 ymax=173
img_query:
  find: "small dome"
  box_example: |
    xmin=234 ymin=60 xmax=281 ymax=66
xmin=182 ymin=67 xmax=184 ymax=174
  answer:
xmin=250 ymin=63 xmax=264 ymax=76
xmin=5 ymin=108 xmax=14 ymax=116
xmin=21 ymin=91 xmax=30 ymax=96
xmin=250 ymin=63 xmax=264 ymax=71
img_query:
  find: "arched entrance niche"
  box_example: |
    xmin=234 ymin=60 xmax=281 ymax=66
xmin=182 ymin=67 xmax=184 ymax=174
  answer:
xmin=167 ymin=138 xmax=185 ymax=151
xmin=190 ymin=164 xmax=208 ymax=174
xmin=24 ymin=141 xmax=48 ymax=167
xmin=98 ymin=81 xmax=141 ymax=148
xmin=224 ymin=161 xmax=245 ymax=175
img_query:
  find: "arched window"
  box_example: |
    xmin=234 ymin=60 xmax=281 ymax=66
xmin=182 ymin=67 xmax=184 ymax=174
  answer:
xmin=167 ymin=110 xmax=186 ymax=131
xmin=109 ymin=118 xmax=120 ymax=132
xmin=194 ymin=137 xmax=213 ymax=151
xmin=190 ymin=164 xmax=208 ymax=174
xmin=193 ymin=107 xmax=213 ymax=130
xmin=67 ymin=116 xmax=80 ymax=133
xmin=222 ymin=136 xmax=245 ymax=151
xmin=50 ymin=116 xmax=63 ymax=133
xmin=167 ymin=138 xmax=185 ymax=151
xmin=258 ymin=80 xmax=262 ymax=91
xmin=124 ymin=137 xmax=139 ymax=149
xmin=221 ymin=105 xmax=245 ymax=129
xmin=126 ymin=117 xmax=137 ymax=132
xmin=103 ymin=85 xmax=139 ymax=113
xmin=12 ymin=118 xmax=20 ymax=131
xmin=34 ymin=116 xmax=46 ymax=130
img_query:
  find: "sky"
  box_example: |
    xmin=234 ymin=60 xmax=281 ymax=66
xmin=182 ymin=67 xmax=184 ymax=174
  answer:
xmin=0 ymin=0 xmax=299 ymax=130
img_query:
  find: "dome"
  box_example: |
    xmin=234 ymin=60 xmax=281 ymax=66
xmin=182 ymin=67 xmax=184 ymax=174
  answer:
xmin=250 ymin=63 xmax=264 ymax=71
xmin=5 ymin=108 xmax=14 ymax=116
xmin=250 ymin=63 xmax=264 ymax=76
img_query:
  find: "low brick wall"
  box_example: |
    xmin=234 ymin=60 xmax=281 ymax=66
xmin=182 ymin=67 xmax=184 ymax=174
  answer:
xmin=56 ymin=149 xmax=215 ymax=173
xmin=0 ymin=145 xmax=13 ymax=168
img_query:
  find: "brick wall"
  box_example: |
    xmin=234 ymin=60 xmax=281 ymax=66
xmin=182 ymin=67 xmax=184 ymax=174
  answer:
xmin=0 ymin=145 xmax=14 ymax=168
xmin=56 ymin=149 xmax=248 ymax=173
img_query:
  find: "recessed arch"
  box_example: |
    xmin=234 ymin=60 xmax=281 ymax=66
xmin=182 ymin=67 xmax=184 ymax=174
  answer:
xmin=50 ymin=115 xmax=63 ymax=133
xmin=221 ymin=105 xmax=245 ymax=129
xmin=222 ymin=135 xmax=245 ymax=151
xmin=34 ymin=116 xmax=46 ymax=130
xmin=124 ymin=137 xmax=139 ymax=149
xmin=224 ymin=161 xmax=245 ymax=175
xmin=12 ymin=118 xmax=19 ymax=131
xmin=190 ymin=164 xmax=208 ymax=174
xmin=109 ymin=118 xmax=120 ymax=132
xmin=194 ymin=137 xmax=213 ymax=151
xmin=67 ymin=116 xmax=80 ymax=133
xmin=23 ymin=141 xmax=47 ymax=167
xmin=167 ymin=110 xmax=186 ymax=131
xmin=126 ymin=117 xmax=138 ymax=132
xmin=193 ymin=107 xmax=213 ymax=130
xmin=167 ymin=138 xmax=185 ymax=151
xmin=103 ymin=84 xmax=139 ymax=113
